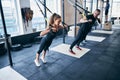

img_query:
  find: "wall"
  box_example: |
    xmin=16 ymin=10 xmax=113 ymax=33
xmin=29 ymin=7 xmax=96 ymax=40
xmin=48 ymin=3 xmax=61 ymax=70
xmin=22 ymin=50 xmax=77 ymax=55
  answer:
xmin=11 ymin=32 xmax=41 ymax=45
xmin=63 ymin=0 xmax=83 ymax=25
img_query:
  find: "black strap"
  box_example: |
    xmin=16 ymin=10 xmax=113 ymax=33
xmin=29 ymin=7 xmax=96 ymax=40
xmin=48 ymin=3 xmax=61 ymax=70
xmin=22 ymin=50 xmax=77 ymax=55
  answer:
xmin=35 ymin=0 xmax=47 ymax=22
xmin=37 ymin=0 xmax=69 ymax=27
xmin=67 ymin=0 xmax=82 ymax=14
xmin=68 ymin=0 xmax=91 ymax=14
xmin=38 ymin=0 xmax=53 ymax=14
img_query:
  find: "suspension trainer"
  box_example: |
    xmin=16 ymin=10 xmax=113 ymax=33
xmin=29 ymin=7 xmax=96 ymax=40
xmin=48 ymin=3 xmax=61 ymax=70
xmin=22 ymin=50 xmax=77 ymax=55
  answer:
xmin=68 ymin=0 xmax=91 ymax=14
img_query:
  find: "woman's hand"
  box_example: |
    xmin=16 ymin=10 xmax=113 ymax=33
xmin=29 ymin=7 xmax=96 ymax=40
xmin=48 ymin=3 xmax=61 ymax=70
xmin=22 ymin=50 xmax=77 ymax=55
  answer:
xmin=40 ymin=27 xmax=50 ymax=36
xmin=52 ymin=28 xmax=58 ymax=32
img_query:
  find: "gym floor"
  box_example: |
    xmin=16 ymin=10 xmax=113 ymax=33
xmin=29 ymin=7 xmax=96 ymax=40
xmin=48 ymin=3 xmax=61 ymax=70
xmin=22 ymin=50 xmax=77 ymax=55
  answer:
xmin=0 ymin=25 xmax=120 ymax=80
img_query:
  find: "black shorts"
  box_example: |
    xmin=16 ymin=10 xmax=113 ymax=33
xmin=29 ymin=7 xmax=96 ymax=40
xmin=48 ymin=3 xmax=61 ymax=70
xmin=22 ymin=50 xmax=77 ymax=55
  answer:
xmin=105 ymin=9 xmax=109 ymax=15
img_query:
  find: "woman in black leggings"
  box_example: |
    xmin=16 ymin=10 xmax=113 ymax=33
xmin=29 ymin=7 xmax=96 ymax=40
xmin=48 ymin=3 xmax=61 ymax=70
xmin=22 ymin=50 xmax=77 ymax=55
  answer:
xmin=69 ymin=9 xmax=101 ymax=54
xmin=34 ymin=13 xmax=66 ymax=66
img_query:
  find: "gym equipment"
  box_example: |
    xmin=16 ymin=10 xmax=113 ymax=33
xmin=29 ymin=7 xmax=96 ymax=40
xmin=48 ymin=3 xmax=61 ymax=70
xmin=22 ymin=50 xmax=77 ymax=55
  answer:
xmin=11 ymin=44 xmax=22 ymax=51
xmin=103 ymin=21 xmax=112 ymax=31
xmin=0 ymin=42 xmax=7 ymax=55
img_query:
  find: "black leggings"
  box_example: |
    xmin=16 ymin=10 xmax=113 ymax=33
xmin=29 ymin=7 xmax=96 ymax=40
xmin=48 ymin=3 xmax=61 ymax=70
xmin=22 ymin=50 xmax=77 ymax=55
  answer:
xmin=37 ymin=37 xmax=53 ymax=54
xmin=70 ymin=22 xmax=91 ymax=50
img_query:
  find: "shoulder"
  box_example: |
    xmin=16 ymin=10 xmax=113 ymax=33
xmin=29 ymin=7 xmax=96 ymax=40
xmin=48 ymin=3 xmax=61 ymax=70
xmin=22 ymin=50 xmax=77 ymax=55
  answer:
xmin=86 ymin=14 xmax=93 ymax=19
xmin=87 ymin=13 xmax=93 ymax=17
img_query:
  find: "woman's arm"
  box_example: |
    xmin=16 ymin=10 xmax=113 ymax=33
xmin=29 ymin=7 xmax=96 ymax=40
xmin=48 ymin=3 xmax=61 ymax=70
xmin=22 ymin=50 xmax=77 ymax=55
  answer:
xmin=58 ymin=24 xmax=68 ymax=29
xmin=40 ymin=27 xmax=50 ymax=36
xmin=58 ymin=25 xmax=64 ymax=29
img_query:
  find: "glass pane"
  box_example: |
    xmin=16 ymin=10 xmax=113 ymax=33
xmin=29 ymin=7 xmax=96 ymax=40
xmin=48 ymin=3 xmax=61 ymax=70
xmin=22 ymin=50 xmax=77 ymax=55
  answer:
xmin=0 ymin=0 xmax=19 ymax=36
xmin=30 ymin=0 xmax=45 ymax=31
xmin=30 ymin=0 xmax=61 ymax=31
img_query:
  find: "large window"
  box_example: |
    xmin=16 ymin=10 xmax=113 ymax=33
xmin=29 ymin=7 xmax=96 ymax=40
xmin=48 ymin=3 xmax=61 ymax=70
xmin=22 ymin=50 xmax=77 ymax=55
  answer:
xmin=0 ymin=0 xmax=19 ymax=36
xmin=111 ymin=1 xmax=120 ymax=17
xmin=30 ymin=0 xmax=61 ymax=31
xmin=86 ymin=0 xmax=92 ymax=12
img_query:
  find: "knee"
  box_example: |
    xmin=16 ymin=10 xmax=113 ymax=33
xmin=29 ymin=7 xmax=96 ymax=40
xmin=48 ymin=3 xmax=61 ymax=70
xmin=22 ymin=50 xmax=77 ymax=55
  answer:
xmin=37 ymin=49 xmax=42 ymax=54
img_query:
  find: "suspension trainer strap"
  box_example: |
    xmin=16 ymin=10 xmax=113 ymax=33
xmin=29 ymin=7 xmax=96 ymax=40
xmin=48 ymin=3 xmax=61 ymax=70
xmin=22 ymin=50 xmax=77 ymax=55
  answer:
xmin=38 ymin=0 xmax=69 ymax=26
xmin=68 ymin=0 xmax=91 ymax=14
xmin=35 ymin=0 xmax=48 ymax=22
xmin=38 ymin=0 xmax=53 ymax=14
xmin=67 ymin=0 xmax=82 ymax=14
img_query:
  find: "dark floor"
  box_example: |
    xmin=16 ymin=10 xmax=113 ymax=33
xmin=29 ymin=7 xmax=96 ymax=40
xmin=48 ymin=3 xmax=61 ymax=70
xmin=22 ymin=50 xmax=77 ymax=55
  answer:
xmin=0 ymin=25 xmax=120 ymax=80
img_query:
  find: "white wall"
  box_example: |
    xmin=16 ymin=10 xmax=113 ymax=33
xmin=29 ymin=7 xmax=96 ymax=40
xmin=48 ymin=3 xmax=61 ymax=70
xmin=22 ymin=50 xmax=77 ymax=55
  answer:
xmin=20 ymin=0 xmax=30 ymax=8
xmin=63 ymin=0 xmax=83 ymax=25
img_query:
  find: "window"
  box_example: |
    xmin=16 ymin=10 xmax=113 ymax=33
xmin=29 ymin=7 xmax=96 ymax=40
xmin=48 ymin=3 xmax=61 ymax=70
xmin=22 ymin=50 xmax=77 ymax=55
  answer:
xmin=86 ymin=0 xmax=92 ymax=12
xmin=112 ymin=1 xmax=120 ymax=17
xmin=0 ymin=0 xmax=19 ymax=36
xmin=30 ymin=0 xmax=61 ymax=31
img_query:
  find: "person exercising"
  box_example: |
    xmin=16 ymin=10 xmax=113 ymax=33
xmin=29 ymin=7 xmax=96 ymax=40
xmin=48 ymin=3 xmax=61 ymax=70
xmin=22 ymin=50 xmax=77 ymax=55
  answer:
xmin=69 ymin=9 xmax=101 ymax=54
xmin=34 ymin=13 xmax=67 ymax=66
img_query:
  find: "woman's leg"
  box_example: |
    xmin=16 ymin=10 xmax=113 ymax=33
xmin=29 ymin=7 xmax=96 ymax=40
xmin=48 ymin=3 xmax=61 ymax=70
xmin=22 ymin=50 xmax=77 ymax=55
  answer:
xmin=34 ymin=53 xmax=41 ymax=66
xmin=40 ymin=50 xmax=47 ymax=63
xmin=34 ymin=38 xmax=47 ymax=66
xmin=41 ymin=40 xmax=52 ymax=63
xmin=35 ymin=53 xmax=40 ymax=62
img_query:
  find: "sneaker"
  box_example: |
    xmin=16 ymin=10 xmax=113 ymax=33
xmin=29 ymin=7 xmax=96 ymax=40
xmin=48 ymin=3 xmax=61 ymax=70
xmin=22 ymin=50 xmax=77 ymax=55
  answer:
xmin=76 ymin=46 xmax=82 ymax=50
xmin=40 ymin=57 xmax=47 ymax=64
xmin=80 ymin=43 xmax=84 ymax=46
xmin=69 ymin=49 xmax=76 ymax=54
xmin=34 ymin=59 xmax=41 ymax=67
xmin=82 ymin=40 xmax=87 ymax=43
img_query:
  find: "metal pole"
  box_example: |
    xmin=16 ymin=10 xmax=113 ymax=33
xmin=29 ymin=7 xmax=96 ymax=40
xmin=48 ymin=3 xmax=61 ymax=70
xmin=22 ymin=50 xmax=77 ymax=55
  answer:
xmin=83 ymin=0 xmax=86 ymax=14
xmin=0 ymin=0 xmax=13 ymax=66
xmin=62 ymin=0 xmax=65 ymax=43
xmin=96 ymin=0 xmax=98 ymax=9
xmin=110 ymin=0 xmax=113 ymax=21
xmin=74 ymin=0 xmax=77 ymax=37
xmin=100 ymin=0 xmax=104 ymax=28
xmin=83 ymin=0 xmax=86 ymax=9
xmin=90 ymin=0 xmax=93 ymax=12
xmin=44 ymin=0 xmax=47 ymax=27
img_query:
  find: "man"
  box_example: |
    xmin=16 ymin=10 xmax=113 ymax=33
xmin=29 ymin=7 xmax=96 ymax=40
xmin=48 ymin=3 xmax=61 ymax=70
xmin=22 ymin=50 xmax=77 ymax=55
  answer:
xmin=69 ymin=9 xmax=101 ymax=54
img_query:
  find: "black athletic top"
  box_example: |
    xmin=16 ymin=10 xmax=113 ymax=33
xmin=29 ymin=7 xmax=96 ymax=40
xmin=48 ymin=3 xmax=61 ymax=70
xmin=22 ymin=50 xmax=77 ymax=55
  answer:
xmin=44 ymin=26 xmax=57 ymax=42
xmin=86 ymin=14 xmax=97 ymax=26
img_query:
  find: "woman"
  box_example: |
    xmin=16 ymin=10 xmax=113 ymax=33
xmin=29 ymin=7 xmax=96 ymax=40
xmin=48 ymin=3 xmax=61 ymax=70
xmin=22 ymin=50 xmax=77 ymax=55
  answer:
xmin=34 ymin=13 xmax=65 ymax=67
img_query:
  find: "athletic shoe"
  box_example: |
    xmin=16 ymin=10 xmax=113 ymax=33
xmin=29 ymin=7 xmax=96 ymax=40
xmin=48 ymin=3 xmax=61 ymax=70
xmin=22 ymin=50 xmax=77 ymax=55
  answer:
xmin=69 ymin=49 xmax=76 ymax=54
xmin=76 ymin=46 xmax=82 ymax=50
xmin=80 ymin=43 xmax=84 ymax=46
xmin=34 ymin=59 xmax=41 ymax=67
xmin=82 ymin=40 xmax=87 ymax=43
xmin=40 ymin=57 xmax=47 ymax=64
